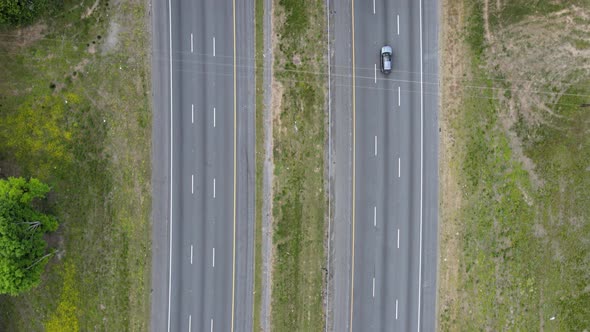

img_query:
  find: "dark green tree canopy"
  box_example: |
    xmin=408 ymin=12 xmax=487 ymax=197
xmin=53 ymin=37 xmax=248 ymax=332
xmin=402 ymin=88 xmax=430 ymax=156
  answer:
xmin=0 ymin=177 xmax=58 ymax=295
xmin=0 ymin=0 xmax=48 ymax=26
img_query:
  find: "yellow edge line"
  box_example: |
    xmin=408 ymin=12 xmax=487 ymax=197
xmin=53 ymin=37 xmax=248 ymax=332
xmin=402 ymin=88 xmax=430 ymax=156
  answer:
xmin=231 ymin=0 xmax=237 ymax=330
xmin=349 ymin=0 xmax=356 ymax=330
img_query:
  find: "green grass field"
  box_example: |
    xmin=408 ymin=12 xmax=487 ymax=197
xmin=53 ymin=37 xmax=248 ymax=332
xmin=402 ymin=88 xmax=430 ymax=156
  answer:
xmin=440 ymin=0 xmax=590 ymax=330
xmin=0 ymin=0 xmax=151 ymax=330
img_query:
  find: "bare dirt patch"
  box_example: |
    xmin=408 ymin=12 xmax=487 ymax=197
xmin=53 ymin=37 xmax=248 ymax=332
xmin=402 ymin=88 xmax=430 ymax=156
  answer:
xmin=81 ymin=0 xmax=101 ymax=19
xmin=0 ymin=23 xmax=47 ymax=51
xmin=483 ymin=0 xmax=492 ymax=42
xmin=271 ymin=80 xmax=284 ymax=135
xmin=102 ymin=21 xmax=121 ymax=54
xmin=73 ymin=59 xmax=90 ymax=75
xmin=87 ymin=43 xmax=96 ymax=54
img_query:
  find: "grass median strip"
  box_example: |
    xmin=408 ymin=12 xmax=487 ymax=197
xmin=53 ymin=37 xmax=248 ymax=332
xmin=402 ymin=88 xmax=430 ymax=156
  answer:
xmin=271 ymin=0 xmax=327 ymax=330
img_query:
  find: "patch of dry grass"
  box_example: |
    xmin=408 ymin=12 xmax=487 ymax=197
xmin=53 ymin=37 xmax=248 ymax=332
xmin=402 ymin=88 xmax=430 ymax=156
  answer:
xmin=254 ymin=0 xmax=264 ymax=329
xmin=437 ymin=0 xmax=469 ymax=326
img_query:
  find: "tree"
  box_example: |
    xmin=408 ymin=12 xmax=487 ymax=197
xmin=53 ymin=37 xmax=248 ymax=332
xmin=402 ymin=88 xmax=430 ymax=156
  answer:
xmin=0 ymin=177 xmax=58 ymax=295
xmin=0 ymin=0 xmax=48 ymax=26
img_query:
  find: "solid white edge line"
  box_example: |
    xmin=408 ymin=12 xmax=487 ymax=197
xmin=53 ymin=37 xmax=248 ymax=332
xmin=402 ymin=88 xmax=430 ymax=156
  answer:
xmin=190 ymin=245 xmax=193 ymax=264
xmin=372 ymin=277 xmax=375 ymax=298
xmin=191 ymin=174 xmax=194 ymax=194
xmin=324 ymin=0 xmax=332 ymax=330
xmin=167 ymin=0 xmax=173 ymax=329
xmin=373 ymin=206 xmax=376 ymax=227
xmin=374 ymin=136 xmax=377 ymax=156
xmin=349 ymin=0 xmax=357 ymax=328
xmin=417 ymin=0 xmax=424 ymax=329
xmin=213 ymin=107 xmax=216 ymax=127
xmin=191 ymin=104 xmax=194 ymax=124
xmin=213 ymin=178 xmax=216 ymax=198
xmin=188 ymin=315 xmax=192 ymax=332
xmin=212 ymin=247 xmax=215 ymax=267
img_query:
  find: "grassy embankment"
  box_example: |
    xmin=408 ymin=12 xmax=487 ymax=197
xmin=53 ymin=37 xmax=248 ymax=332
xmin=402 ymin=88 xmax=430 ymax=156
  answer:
xmin=254 ymin=0 xmax=264 ymax=329
xmin=0 ymin=0 xmax=151 ymax=330
xmin=439 ymin=0 xmax=590 ymax=330
xmin=271 ymin=0 xmax=327 ymax=330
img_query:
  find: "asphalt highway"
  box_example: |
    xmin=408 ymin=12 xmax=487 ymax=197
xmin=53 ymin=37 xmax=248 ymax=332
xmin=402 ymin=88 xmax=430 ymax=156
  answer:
xmin=150 ymin=0 xmax=435 ymax=329
xmin=151 ymin=0 xmax=255 ymax=331
xmin=329 ymin=0 xmax=439 ymax=330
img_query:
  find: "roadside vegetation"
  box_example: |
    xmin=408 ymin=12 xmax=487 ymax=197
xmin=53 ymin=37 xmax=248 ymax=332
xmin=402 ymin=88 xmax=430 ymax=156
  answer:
xmin=271 ymin=0 xmax=327 ymax=330
xmin=0 ymin=0 xmax=50 ymax=25
xmin=253 ymin=0 xmax=264 ymax=329
xmin=0 ymin=177 xmax=58 ymax=296
xmin=0 ymin=0 xmax=151 ymax=330
xmin=439 ymin=0 xmax=590 ymax=330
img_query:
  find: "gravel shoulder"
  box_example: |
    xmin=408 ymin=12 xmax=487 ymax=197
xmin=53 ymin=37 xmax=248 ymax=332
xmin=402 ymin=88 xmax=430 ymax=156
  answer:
xmin=259 ymin=0 xmax=275 ymax=329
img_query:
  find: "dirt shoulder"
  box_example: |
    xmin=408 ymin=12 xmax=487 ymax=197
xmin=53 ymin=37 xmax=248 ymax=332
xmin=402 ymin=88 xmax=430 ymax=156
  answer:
xmin=258 ymin=0 xmax=276 ymax=328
